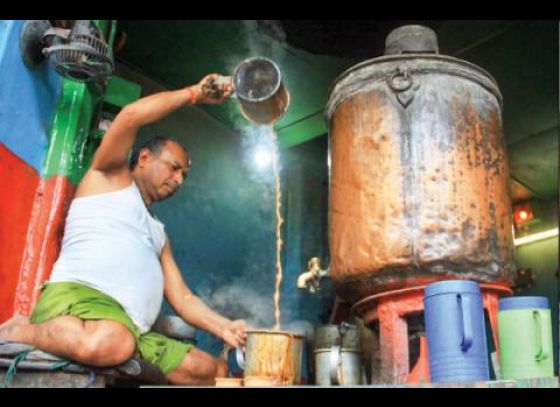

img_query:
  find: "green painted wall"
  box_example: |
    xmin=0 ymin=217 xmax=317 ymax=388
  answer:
xmin=43 ymin=80 xmax=102 ymax=184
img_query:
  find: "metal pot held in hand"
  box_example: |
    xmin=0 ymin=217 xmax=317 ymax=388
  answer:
xmin=232 ymin=56 xmax=290 ymax=125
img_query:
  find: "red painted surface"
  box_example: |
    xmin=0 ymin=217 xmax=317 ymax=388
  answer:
xmin=0 ymin=143 xmax=40 ymax=323
xmin=406 ymin=336 xmax=430 ymax=384
xmin=14 ymin=175 xmax=76 ymax=316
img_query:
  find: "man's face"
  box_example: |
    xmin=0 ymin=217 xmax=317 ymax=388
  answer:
xmin=140 ymin=141 xmax=190 ymax=202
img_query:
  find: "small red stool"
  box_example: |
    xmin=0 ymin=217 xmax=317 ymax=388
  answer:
xmin=351 ymin=284 xmax=512 ymax=384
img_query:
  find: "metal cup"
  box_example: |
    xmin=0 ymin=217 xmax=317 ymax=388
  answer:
xmin=232 ymin=56 xmax=289 ymax=125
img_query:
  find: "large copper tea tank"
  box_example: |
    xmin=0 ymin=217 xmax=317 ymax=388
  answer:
xmin=325 ymin=25 xmax=516 ymax=304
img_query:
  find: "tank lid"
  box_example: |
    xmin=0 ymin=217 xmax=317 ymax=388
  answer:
xmin=499 ymin=296 xmax=550 ymax=311
xmin=384 ymin=25 xmax=439 ymax=55
xmin=424 ymin=280 xmax=481 ymax=297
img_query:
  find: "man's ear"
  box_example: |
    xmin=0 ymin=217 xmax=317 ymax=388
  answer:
xmin=137 ymin=148 xmax=152 ymax=168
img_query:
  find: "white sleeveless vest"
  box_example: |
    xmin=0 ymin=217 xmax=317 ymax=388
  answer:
xmin=49 ymin=182 xmax=166 ymax=333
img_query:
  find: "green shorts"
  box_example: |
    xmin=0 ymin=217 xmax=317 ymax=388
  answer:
xmin=30 ymin=282 xmax=194 ymax=374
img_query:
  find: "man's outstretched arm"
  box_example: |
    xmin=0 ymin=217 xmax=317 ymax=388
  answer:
xmin=160 ymin=237 xmax=247 ymax=348
xmin=91 ymin=74 xmax=233 ymax=174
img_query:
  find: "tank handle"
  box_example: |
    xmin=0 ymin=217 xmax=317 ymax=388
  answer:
xmin=457 ymin=294 xmax=473 ymax=352
xmin=533 ymin=310 xmax=549 ymax=361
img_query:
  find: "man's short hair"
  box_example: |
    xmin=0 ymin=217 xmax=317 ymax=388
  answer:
xmin=129 ymin=136 xmax=189 ymax=170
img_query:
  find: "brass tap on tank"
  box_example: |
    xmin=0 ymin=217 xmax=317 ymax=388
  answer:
xmin=297 ymin=257 xmax=330 ymax=293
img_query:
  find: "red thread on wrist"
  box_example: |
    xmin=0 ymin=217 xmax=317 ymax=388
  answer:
xmin=188 ymin=87 xmax=199 ymax=105
xmin=189 ymin=88 xmax=198 ymax=105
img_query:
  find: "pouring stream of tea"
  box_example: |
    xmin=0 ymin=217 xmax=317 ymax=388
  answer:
xmin=270 ymin=130 xmax=283 ymax=330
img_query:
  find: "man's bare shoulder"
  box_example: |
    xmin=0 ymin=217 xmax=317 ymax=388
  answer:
xmin=74 ymin=167 xmax=133 ymax=198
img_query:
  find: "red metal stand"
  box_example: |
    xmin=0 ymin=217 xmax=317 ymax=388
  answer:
xmin=351 ymin=284 xmax=512 ymax=384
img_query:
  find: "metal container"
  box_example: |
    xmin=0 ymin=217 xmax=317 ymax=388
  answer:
xmin=313 ymin=323 xmax=361 ymax=349
xmin=314 ymin=347 xmax=363 ymax=386
xmin=151 ymin=315 xmax=196 ymax=341
xmin=242 ymin=329 xmax=304 ymax=385
xmin=313 ymin=323 xmax=364 ymax=385
xmin=326 ymin=25 xmax=515 ymax=303
xmin=233 ymin=56 xmax=290 ymax=125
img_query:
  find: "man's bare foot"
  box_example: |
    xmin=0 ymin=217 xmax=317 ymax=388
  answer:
xmin=0 ymin=314 xmax=30 ymax=341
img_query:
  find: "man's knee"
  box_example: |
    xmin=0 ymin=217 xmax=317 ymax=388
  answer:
xmin=77 ymin=322 xmax=136 ymax=366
